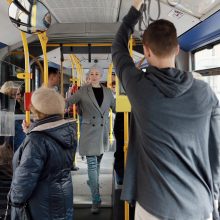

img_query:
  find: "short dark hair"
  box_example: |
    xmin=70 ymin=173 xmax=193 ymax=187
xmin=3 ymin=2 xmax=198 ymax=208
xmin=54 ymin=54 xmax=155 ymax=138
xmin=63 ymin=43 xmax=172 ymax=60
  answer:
xmin=142 ymin=19 xmax=178 ymax=57
xmin=48 ymin=67 xmax=59 ymax=76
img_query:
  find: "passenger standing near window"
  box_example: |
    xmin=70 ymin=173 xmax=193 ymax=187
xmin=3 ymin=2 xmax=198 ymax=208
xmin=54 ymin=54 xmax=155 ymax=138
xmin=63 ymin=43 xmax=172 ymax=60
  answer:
xmin=0 ymin=81 xmax=18 ymax=163
xmin=47 ymin=67 xmax=60 ymax=89
xmin=14 ymin=84 xmax=26 ymax=152
xmin=66 ymin=65 xmax=115 ymax=214
xmin=112 ymin=1 xmax=220 ymax=220
xmin=9 ymin=87 xmax=77 ymax=220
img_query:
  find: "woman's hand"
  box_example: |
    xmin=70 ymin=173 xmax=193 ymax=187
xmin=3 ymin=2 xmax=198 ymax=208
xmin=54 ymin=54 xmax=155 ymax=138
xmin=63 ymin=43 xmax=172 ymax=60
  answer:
xmin=22 ymin=120 xmax=30 ymax=134
xmin=133 ymin=0 xmax=144 ymax=10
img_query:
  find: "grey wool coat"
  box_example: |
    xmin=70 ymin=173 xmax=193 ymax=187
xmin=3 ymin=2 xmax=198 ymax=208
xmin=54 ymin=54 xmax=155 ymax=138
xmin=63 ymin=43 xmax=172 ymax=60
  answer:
xmin=67 ymin=84 xmax=115 ymax=156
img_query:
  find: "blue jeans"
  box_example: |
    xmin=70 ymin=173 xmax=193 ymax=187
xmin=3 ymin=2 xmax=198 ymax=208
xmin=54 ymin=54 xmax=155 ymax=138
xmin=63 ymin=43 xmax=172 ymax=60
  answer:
xmin=86 ymin=154 xmax=103 ymax=204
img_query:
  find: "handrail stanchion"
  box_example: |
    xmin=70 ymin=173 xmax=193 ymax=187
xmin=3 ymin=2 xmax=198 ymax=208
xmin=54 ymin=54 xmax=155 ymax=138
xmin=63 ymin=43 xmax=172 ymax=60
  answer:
xmin=107 ymin=63 xmax=114 ymax=145
xmin=107 ymin=63 xmax=113 ymax=88
xmin=38 ymin=32 xmax=49 ymax=86
xmin=124 ymin=35 xmax=133 ymax=220
xmin=20 ymin=32 xmax=31 ymax=125
xmin=124 ymin=111 xmax=129 ymax=220
xmin=70 ymin=54 xmax=82 ymax=141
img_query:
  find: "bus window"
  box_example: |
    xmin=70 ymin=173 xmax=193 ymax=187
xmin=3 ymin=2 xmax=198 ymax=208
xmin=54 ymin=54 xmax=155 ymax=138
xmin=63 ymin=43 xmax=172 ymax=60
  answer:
xmin=194 ymin=44 xmax=220 ymax=70
xmin=193 ymin=43 xmax=220 ymax=100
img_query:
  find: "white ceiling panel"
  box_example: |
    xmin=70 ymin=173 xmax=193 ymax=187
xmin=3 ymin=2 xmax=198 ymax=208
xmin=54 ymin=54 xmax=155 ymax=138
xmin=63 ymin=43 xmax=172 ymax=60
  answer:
xmin=43 ymin=48 xmax=112 ymax=69
xmin=162 ymin=0 xmax=220 ymax=18
xmin=44 ymin=0 xmax=121 ymax=23
xmin=43 ymin=48 xmax=113 ymax=80
xmin=119 ymin=0 xmax=200 ymax=37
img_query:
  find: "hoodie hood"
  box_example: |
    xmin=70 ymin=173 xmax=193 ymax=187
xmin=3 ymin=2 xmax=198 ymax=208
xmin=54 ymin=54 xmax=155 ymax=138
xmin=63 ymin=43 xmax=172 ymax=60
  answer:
xmin=145 ymin=66 xmax=193 ymax=98
xmin=29 ymin=115 xmax=77 ymax=149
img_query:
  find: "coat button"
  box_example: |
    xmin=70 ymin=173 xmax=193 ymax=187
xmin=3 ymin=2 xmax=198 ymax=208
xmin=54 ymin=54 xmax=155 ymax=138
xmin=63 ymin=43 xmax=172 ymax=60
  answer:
xmin=92 ymin=124 xmax=95 ymax=127
xmin=93 ymin=116 xmax=95 ymax=119
xmin=101 ymin=116 xmax=103 ymax=118
xmin=101 ymin=124 xmax=103 ymax=126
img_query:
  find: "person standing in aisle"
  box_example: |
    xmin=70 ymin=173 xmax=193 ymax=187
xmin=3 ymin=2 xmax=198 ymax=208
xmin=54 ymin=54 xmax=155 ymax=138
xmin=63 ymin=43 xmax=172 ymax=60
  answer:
xmin=112 ymin=0 xmax=220 ymax=219
xmin=9 ymin=87 xmax=77 ymax=220
xmin=47 ymin=67 xmax=60 ymax=90
xmin=66 ymin=65 xmax=115 ymax=214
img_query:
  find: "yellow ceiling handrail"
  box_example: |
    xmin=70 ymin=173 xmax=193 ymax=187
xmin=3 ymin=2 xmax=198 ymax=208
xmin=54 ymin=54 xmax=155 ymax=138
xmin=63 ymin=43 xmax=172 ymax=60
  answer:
xmin=47 ymin=43 xmax=112 ymax=47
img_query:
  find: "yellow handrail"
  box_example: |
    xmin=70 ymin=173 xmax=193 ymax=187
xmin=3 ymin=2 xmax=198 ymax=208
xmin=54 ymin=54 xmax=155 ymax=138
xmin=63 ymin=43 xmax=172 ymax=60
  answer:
xmin=107 ymin=63 xmax=113 ymax=88
xmin=129 ymin=36 xmax=133 ymax=57
xmin=38 ymin=32 xmax=49 ymax=86
xmin=69 ymin=54 xmax=84 ymax=141
xmin=7 ymin=0 xmax=31 ymax=125
xmin=107 ymin=63 xmax=114 ymax=145
xmin=60 ymin=59 xmax=64 ymax=96
xmin=69 ymin=57 xmax=76 ymax=120
xmin=124 ymin=112 xmax=129 ymax=220
xmin=124 ymin=35 xmax=134 ymax=220
xmin=20 ymin=32 xmax=31 ymax=125
xmin=47 ymin=43 xmax=112 ymax=47
xmin=71 ymin=54 xmax=84 ymax=85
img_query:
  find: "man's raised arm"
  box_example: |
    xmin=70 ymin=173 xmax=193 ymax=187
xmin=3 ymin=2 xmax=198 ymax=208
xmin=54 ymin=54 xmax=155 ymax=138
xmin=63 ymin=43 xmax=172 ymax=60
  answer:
xmin=111 ymin=0 xmax=143 ymax=87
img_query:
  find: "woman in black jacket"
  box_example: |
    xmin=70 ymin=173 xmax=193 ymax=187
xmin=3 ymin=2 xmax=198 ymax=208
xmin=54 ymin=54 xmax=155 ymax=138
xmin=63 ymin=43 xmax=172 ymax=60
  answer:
xmin=9 ymin=87 xmax=77 ymax=220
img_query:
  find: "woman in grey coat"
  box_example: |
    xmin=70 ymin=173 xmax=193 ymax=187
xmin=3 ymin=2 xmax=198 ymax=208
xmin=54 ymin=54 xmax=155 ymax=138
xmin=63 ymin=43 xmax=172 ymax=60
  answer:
xmin=66 ymin=65 xmax=115 ymax=214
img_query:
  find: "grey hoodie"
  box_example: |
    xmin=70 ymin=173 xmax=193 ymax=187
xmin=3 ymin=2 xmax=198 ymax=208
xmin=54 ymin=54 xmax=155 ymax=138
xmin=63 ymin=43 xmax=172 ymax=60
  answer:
xmin=112 ymin=6 xmax=220 ymax=220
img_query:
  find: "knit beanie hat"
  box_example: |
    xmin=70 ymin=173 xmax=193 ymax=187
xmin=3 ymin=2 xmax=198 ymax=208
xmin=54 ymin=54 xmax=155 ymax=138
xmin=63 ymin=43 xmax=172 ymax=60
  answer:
xmin=31 ymin=87 xmax=65 ymax=115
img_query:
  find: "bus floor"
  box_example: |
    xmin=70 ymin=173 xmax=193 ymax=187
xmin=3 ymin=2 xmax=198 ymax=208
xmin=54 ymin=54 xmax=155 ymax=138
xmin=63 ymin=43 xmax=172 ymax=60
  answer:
xmin=72 ymin=151 xmax=114 ymax=220
xmin=74 ymin=207 xmax=112 ymax=220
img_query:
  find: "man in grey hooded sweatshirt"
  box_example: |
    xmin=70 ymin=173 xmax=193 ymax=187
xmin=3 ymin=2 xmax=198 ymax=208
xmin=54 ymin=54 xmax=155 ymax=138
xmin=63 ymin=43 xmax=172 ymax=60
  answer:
xmin=112 ymin=0 xmax=220 ymax=219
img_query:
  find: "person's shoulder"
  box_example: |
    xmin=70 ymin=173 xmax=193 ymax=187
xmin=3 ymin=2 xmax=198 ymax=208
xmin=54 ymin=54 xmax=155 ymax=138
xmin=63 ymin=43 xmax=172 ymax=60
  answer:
xmin=80 ymin=84 xmax=90 ymax=91
xmin=102 ymin=85 xmax=111 ymax=91
xmin=26 ymin=131 xmax=44 ymax=144
xmin=102 ymin=85 xmax=114 ymax=94
xmin=193 ymin=76 xmax=209 ymax=89
xmin=21 ymin=132 xmax=46 ymax=155
xmin=193 ymin=76 xmax=218 ymax=103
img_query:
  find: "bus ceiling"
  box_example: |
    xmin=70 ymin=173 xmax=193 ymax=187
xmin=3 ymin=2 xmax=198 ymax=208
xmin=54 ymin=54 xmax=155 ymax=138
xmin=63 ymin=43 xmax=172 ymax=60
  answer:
xmin=0 ymin=0 xmax=220 ymax=53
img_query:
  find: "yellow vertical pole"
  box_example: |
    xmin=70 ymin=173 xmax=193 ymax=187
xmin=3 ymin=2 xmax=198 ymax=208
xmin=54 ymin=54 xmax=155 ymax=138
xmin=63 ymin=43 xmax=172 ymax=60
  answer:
xmin=38 ymin=32 xmax=48 ymax=86
xmin=72 ymin=104 xmax=76 ymax=120
xmin=107 ymin=63 xmax=113 ymax=88
xmin=60 ymin=61 xmax=64 ymax=96
xmin=69 ymin=55 xmax=78 ymax=166
xmin=70 ymin=54 xmax=81 ymax=141
xmin=20 ymin=32 xmax=31 ymax=124
xmin=124 ymin=35 xmax=133 ymax=220
xmin=109 ymin=109 xmax=113 ymax=145
xmin=124 ymin=113 xmax=129 ymax=166
xmin=124 ymin=111 xmax=129 ymax=220
xmin=129 ymin=36 xmax=133 ymax=57
xmin=70 ymin=57 xmax=77 ymax=120
xmin=107 ymin=63 xmax=114 ymax=145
